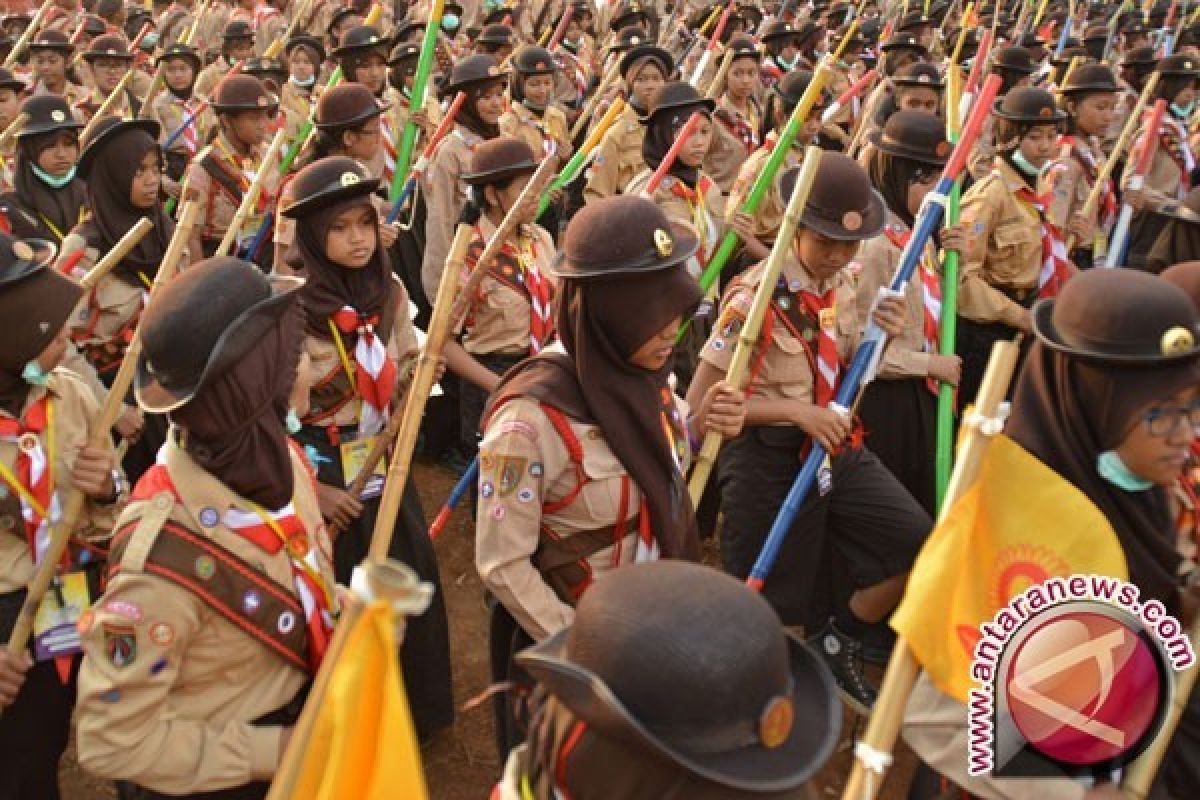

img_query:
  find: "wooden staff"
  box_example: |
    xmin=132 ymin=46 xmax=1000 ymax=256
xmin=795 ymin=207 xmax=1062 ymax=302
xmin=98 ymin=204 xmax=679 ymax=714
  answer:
xmin=80 ymin=67 xmax=139 ymax=142
xmin=3 ymin=0 xmax=52 ymax=68
xmin=641 ymin=112 xmax=704 ymax=196
xmin=78 ymin=218 xmax=155 ymax=291
xmin=840 ymin=338 xmax=1023 ymax=800
xmin=1064 ymin=72 xmax=1160 ymax=252
xmin=3 ymin=202 xmax=202 ymax=662
xmin=262 ymin=0 xmax=311 ymax=59
xmin=569 ymin=58 xmax=621 ymax=141
xmin=180 ymin=0 xmax=211 ymax=45
xmin=215 ymin=126 xmax=288 ymax=257
xmin=704 ymin=45 xmax=737 ymax=100
xmin=0 ymin=113 xmax=29 ymax=153
xmin=687 ymin=147 xmax=823 ymax=505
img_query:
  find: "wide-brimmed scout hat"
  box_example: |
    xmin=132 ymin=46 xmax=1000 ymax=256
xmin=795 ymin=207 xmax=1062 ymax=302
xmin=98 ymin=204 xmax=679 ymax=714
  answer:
xmin=280 ymin=156 xmax=380 ymax=219
xmin=552 ymin=195 xmax=699 ymax=279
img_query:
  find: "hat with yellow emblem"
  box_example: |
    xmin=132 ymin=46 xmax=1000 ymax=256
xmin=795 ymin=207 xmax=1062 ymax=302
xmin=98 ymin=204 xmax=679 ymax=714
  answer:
xmin=280 ymin=156 xmax=380 ymax=219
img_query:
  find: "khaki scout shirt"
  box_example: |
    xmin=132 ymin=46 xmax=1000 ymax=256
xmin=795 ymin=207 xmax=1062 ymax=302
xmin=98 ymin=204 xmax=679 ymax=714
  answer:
xmin=148 ymin=90 xmax=215 ymax=164
xmin=725 ymin=136 xmax=805 ymax=244
xmin=476 ymin=391 xmax=691 ymax=641
xmin=75 ymin=439 xmax=335 ymax=795
xmin=624 ymin=170 xmax=726 ymax=281
xmin=277 ymin=81 xmax=314 ymax=144
xmin=195 ymin=58 xmax=233 ymax=101
xmin=707 ymin=95 xmax=760 ymax=194
xmin=583 ymin=102 xmax=645 ymax=203
xmin=298 ymin=276 xmax=420 ymax=429
xmin=1041 ymin=136 xmax=1103 ymax=230
xmin=421 ymin=125 xmax=485 ymax=301
xmin=967 ymin=115 xmax=998 ymax=183
xmin=499 ymin=102 xmax=570 ymax=161
xmin=59 ymin=235 xmax=146 ymax=355
xmin=0 ymin=370 xmax=121 ymax=595
xmin=185 ymin=133 xmax=282 ymax=245
xmin=1124 ymin=116 xmax=1191 ymax=207
xmin=461 ymin=216 xmax=558 ymax=356
xmin=854 ymin=213 xmax=936 ymax=380
xmin=957 ymin=159 xmax=1045 ymax=328
xmin=699 ymin=257 xmax=859 ymax=404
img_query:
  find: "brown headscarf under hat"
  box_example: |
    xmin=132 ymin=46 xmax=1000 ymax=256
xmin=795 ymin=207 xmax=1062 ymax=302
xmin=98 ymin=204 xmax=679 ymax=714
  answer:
xmin=484 ymin=265 xmax=703 ymax=560
xmin=169 ymin=301 xmax=306 ymax=510
xmin=75 ymin=126 xmax=175 ymax=285
xmin=288 ymin=194 xmax=397 ymax=344
xmin=1007 ymin=345 xmax=1198 ymax=610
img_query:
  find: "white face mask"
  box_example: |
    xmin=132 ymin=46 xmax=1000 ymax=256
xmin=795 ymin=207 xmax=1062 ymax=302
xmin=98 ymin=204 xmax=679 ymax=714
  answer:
xmin=21 ymin=360 xmax=49 ymax=386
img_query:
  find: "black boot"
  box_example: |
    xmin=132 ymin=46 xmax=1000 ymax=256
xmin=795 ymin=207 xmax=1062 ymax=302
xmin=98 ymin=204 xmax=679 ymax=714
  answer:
xmin=807 ymin=617 xmax=877 ymax=715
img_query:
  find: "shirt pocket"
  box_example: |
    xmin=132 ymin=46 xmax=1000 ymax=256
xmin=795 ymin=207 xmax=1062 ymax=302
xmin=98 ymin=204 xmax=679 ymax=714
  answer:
xmin=989 ymin=220 xmax=1039 ymax=283
xmin=764 ymin=325 xmax=814 ymax=389
xmin=578 ymin=431 xmax=630 ymax=524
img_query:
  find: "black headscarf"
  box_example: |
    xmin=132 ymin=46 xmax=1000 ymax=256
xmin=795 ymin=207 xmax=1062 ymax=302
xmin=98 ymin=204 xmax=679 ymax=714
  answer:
xmin=642 ymin=104 xmax=711 ymax=187
xmin=288 ymin=195 xmax=398 ymax=343
xmin=1007 ymin=342 xmax=1199 ymax=610
xmin=9 ymin=132 xmax=87 ymax=242
xmin=170 ymin=300 xmax=306 ymax=510
xmin=485 ymin=264 xmax=703 ymax=560
xmin=867 ymin=147 xmax=926 ymax=230
xmin=75 ymin=127 xmax=174 ymax=285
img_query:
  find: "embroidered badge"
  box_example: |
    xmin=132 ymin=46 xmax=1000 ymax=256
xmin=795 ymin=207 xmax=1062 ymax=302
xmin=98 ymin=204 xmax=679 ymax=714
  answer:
xmin=104 ymin=623 xmax=137 ymax=668
xmin=287 ymin=534 xmax=309 ymax=558
xmin=529 ymin=462 xmax=543 ymax=477
xmin=277 ymin=611 xmax=297 ymax=634
xmin=148 ymin=622 xmax=175 ymax=647
xmin=149 ymin=658 xmax=169 ymax=676
xmin=100 ymin=689 xmax=122 ymax=703
xmin=242 ymin=590 xmax=262 ymax=615
xmin=498 ymin=456 xmax=527 ymax=496
xmin=517 ymin=487 xmax=535 ymax=503
xmin=194 ymin=555 xmax=216 ymax=581
xmin=480 ymin=481 xmax=495 ymax=499
xmin=198 ymin=507 xmax=219 ymax=527
xmin=104 ymin=600 xmax=143 ymax=621
xmin=491 ymin=505 xmax=506 ymax=521
xmin=711 ymin=338 xmax=726 ymax=350
xmin=818 ymin=308 xmax=836 ymax=329
xmin=498 ymin=420 xmax=538 ymax=441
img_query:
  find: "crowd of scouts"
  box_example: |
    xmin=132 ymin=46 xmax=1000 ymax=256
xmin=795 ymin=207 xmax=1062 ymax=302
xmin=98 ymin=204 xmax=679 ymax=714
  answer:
xmin=0 ymin=0 xmax=1197 ymax=798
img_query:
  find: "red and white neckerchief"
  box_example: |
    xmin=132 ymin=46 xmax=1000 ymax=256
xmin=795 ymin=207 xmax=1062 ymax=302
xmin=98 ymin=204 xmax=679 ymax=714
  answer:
xmin=669 ymin=175 xmax=719 ymax=271
xmin=521 ymin=105 xmax=559 ymax=159
xmin=516 ymin=232 xmax=554 ymax=354
xmin=1160 ymin=114 xmax=1195 ymax=198
xmin=252 ymin=2 xmax=280 ymax=29
xmin=174 ymin=95 xmax=201 ymax=155
xmin=796 ymin=288 xmax=840 ymax=407
xmin=555 ymin=50 xmax=589 ymax=97
xmin=330 ymin=307 xmax=397 ymax=437
xmin=0 ymin=396 xmax=65 ymax=567
xmin=1014 ymin=186 xmax=1073 ymax=300
xmin=716 ymin=102 xmax=761 ymax=154
xmin=1057 ymin=134 xmax=1118 ymax=229
xmin=381 ymin=115 xmax=398 ymax=187
xmin=885 ymin=224 xmax=942 ymax=395
xmin=215 ymin=138 xmax=272 ymax=214
xmin=223 ymin=499 xmax=334 ymax=672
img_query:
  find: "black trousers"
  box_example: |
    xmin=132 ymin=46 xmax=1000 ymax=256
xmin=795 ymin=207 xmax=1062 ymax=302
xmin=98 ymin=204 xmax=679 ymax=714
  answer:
xmin=488 ymin=600 xmax=536 ymax=759
xmin=858 ymin=378 xmax=938 ymax=517
xmin=458 ymin=352 xmax=525 ymax=454
xmin=956 ymin=316 xmax=1026 ymax=413
xmin=718 ymin=429 xmax=931 ymax=629
xmin=293 ymin=424 xmax=455 ymax=740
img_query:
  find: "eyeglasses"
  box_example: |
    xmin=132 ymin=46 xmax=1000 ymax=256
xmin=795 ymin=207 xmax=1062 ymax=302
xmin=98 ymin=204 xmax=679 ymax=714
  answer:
xmin=1143 ymin=403 xmax=1200 ymax=437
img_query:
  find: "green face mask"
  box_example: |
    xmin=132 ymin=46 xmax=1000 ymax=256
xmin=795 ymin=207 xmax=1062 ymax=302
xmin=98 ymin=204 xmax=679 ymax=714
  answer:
xmin=1096 ymin=450 xmax=1155 ymax=492
xmin=21 ymin=360 xmax=50 ymax=387
xmin=285 ymin=409 xmax=302 ymax=435
xmin=31 ymin=163 xmax=76 ymax=189
xmin=1010 ymin=149 xmax=1044 ymax=178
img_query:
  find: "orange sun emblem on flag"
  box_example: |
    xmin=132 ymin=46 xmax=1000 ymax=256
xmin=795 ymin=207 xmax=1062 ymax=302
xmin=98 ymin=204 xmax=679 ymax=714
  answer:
xmin=988 ymin=543 xmax=1070 ymax=610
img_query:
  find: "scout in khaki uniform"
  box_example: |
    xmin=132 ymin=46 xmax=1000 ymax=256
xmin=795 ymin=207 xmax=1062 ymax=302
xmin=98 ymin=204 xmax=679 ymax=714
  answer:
xmin=582 ymin=39 xmax=670 ymax=203
xmin=61 ymin=116 xmax=178 ymax=480
xmin=146 ymin=44 xmax=209 ymax=192
xmin=967 ymin=46 xmax=1038 ymax=181
xmin=0 ymin=68 xmax=23 ymax=194
xmin=27 ymin=31 xmax=87 ymax=107
xmin=499 ymin=46 xmax=571 ymax=165
xmin=1124 ymin=55 xmax=1200 ymax=268
xmin=759 ymin=20 xmax=805 ymax=87
xmin=443 ymin=138 xmax=558 ymax=456
xmin=958 ymin=86 xmax=1076 ymax=406
xmin=0 ymin=95 xmax=87 ymax=246
xmin=707 ymin=34 xmax=762 ymax=194
xmin=495 ymin=562 xmax=841 ymax=800
xmin=334 ymin=26 xmax=400 ymax=184
xmin=195 ymin=20 xmax=256 ymax=100
xmin=1041 ymin=63 xmax=1119 ymax=269
xmin=280 ymin=157 xmax=454 ymax=738
xmin=864 ymin=62 xmax=944 ymax=143
xmin=0 ymin=234 xmax=123 ymax=800
xmin=279 ymin=35 xmax=323 ymax=142
xmin=76 ymin=258 xmax=335 ymax=799
xmin=157 ymin=0 xmax=201 ymax=48
xmin=476 ymin=194 xmax=745 ymax=753
xmin=726 ymin=70 xmax=826 ymax=266
xmin=689 ymin=154 xmax=928 ymax=714
xmin=857 ymin=111 xmax=965 ymax=514
xmin=857 ymin=33 xmax=929 ymax=152
xmin=421 ymin=54 xmax=507 ymax=301
xmin=185 ymin=74 xmax=281 ymax=261
xmin=74 ymin=34 xmax=140 ymax=123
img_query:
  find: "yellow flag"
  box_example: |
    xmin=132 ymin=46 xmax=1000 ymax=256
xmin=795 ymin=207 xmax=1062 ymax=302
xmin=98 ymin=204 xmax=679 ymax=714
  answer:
xmin=891 ymin=435 xmax=1129 ymax=704
xmin=290 ymin=600 xmax=430 ymax=800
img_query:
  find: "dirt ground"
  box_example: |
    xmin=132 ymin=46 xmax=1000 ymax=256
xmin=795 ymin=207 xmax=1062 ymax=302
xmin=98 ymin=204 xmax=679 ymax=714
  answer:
xmin=58 ymin=458 xmax=918 ymax=800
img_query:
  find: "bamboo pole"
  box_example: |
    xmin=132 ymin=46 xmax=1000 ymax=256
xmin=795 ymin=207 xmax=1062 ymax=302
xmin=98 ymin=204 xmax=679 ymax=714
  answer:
xmin=1122 ymin=629 xmax=1199 ymax=797
xmin=78 ymin=218 xmax=155 ymax=291
xmin=569 ymin=59 xmax=621 ymax=140
xmin=80 ymin=68 xmax=138 ymax=142
xmin=687 ymin=147 xmax=823 ymax=505
xmin=704 ymin=45 xmax=736 ymax=100
xmin=262 ymin=0 xmax=311 ymax=60
xmin=840 ymin=337 xmax=1023 ymax=800
xmin=3 ymin=202 xmax=201 ymax=663
xmin=3 ymin=0 xmax=52 ymax=69
xmin=0 ymin=113 xmax=29 ymax=153
xmin=215 ymin=126 xmax=287 ymax=257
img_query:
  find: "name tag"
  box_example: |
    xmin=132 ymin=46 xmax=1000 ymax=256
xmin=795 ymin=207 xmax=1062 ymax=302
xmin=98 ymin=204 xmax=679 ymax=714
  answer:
xmin=340 ymin=436 xmax=387 ymax=501
xmin=33 ymin=570 xmax=90 ymax=661
xmin=818 ymin=307 xmax=837 ymax=330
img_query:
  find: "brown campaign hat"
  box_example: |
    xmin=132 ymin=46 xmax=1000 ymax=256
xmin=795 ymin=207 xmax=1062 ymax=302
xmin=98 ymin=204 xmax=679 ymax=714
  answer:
xmin=1033 ymin=269 xmax=1200 ymax=366
xmin=135 ymin=258 xmax=303 ymax=413
xmin=17 ymin=95 xmax=83 ymax=139
xmin=477 ymin=23 xmax=515 ymax=47
xmin=512 ymin=45 xmax=558 ymax=76
xmin=518 ymin=561 xmax=841 ymax=791
xmin=619 ymin=40 xmax=672 ymax=80
xmin=867 ymin=110 xmax=952 ymax=166
xmin=990 ymin=45 xmax=1038 ymax=74
xmin=155 ymin=42 xmax=201 ymax=70
xmin=726 ymin=34 xmax=761 ymax=62
xmin=222 ymin=19 xmax=254 ymax=41
xmin=880 ymin=32 xmax=928 ymax=54
xmin=892 ymin=61 xmax=946 ymax=90
xmin=280 ymin=156 xmax=380 ymax=219
xmin=0 ymin=233 xmax=71 ymax=372
xmin=639 ymin=80 xmax=714 ymax=124
xmin=1161 ymin=262 xmax=1200 ymax=309
xmin=607 ymin=25 xmax=650 ymax=54
xmin=211 ymin=74 xmax=277 ymax=114
xmin=610 ymin=0 xmax=650 ymax=32
xmin=314 ymin=83 xmax=388 ymax=130
xmin=552 ymin=195 xmax=699 ymax=279
xmin=1157 ymin=54 xmax=1200 ymax=78
xmin=441 ymin=53 xmax=508 ymax=96
xmin=242 ymin=57 xmax=289 ymax=85
xmin=462 ymin=136 xmax=538 ymax=186
xmin=284 ymin=34 xmax=325 ymax=66
xmin=789 ymin=151 xmax=886 ymax=241
xmin=28 ymin=29 xmax=73 ymax=54
xmin=0 ymin=67 xmax=23 ymax=93
xmin=333 ymin=24 xmax=389 ymax=59
xmin=1058 ymin=63 xmax=1120 ymax=94
xmin=992 ymin=86 xmax=1067 ymax=123
xmin=82 ymin=33 xmax=133 ymax=61
xmin=77 ymin=115 xmax=161 ymax=180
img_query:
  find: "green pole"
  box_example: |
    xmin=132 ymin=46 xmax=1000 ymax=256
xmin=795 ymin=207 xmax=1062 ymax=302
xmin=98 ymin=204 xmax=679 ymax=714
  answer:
xmin=934 ymin=178 xmax=960 ymax=512
xmin=390 ymin=0 xmax=445 ymax=201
